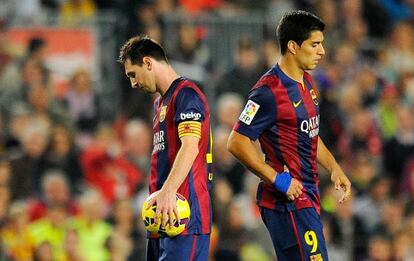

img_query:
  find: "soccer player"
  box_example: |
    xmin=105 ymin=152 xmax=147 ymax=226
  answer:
xmin=227 ymin=10 xmax=351 ymax=261
xmin=118 ymin=36 xmax=212 ymax=261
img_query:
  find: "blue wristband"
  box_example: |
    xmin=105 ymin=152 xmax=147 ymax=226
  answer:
xmin=273 ymin=171 xmax=292 ymax=194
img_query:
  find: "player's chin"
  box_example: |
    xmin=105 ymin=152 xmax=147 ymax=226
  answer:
xmin=306 ymin=63 xmax=318 ymax=70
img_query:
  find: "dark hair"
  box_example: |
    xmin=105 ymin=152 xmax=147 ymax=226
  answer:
xmin=28 ymin=37 xmax=46 ymax=55
xmin=118 ymin=35 xmax=168 ymax=65
xmin=276 ymin=10 xmax=325 ymax=54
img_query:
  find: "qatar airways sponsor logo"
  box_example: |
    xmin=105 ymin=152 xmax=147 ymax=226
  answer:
xmin=300 ymin=115 xmax=320 ymax=138
xmin=180 ymin=111 xmax=202 ymax=121
xmin=152 ymin=130 xmax=165 ymax=154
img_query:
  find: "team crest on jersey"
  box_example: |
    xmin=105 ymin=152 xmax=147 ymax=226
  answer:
xmin=159 ymin=106 xmax=167 ymax=122
xmin=310 ymin=89 xmax=318 ymax=105
xmin=239 ymin=100 xmax=260 ymax=125
xmin=310 ymin=253 xmax=323 ymax=261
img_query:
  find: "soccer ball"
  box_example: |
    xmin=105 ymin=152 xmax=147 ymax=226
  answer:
xmin=141 ymin=192 xmax=191 ymax=237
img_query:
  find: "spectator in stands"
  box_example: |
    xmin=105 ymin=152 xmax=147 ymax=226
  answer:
xmin=169 ymin=22 xmax=210 ymax=84
xmin=216 ymin=36 xmax=264 ymax=98
xmin=0 ymin=22 xmax=21 ymax=94
xmin=383 ymin=105 xmax=414 ymax=190
xmin=373 ymin=199 xmax=405 ymax=237
xmin=213 ymin=126 xmax=246 ymax=195
xmin=69 ymin=189 xmax=112 ymax=261
xmin=353 ymin=175 xmax=391 ymax=233
xmin=27 ymin=170 xmax=80 ymax=222
xmin=397 ymin=71 xmax=414 ymax=106
xmin=0 ymin=59 xmax=47 ymax=118
xmin=216 ymin=92 xmax=244 ymax=130
xmin=43 ymin=124 xmax=84 ymax=194
xmin=64 ymin=69 xmax=100 ymax=134
xmin=375 ymin=85 xmax=400 ymax=139
xmin=391 ymin=229 xmax=414 ymax=261
xmin=366 ymin=235 xmax=393 ymax=261
xmin=9 ymin=118 xmax=50 ymax=200
xmin=81 ymin=125 xmax=143 ymax=205
xmin=122 ymin=118 xmax=152 ymax=174
xmin=384 ymin=22 xmax=414 ymax=76
xmin=348 ymin=151 xmax=377 ymax=194
xmin=25 ymin=37 xmax=48 ymax=70
xmin=27 ymin=85 xmax=72 ymax=129
xmin=337 ymin=109 xmax=382 ymax=169
xmin=29 ymin=204 xmax=69 ymax=260
xmin=0 ymin=201 xmax=35 ymax=261
xmin=326 ymin=195 xmax=368 ymax=260
xmin=107 ymin=198 xmax=143 ymax=261
xmin=260 ymin=38 xmax=280 ymax=71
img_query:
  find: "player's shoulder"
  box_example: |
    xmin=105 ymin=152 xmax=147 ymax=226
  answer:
xmin=252 ymin=69 xmax=281 ymax=92
xmin=175 ymin=79 xmax=206 ymax=100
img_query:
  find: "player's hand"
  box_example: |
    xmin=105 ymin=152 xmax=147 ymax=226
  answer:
xmin=330 ymin=168 xmax=351 ymax=203
xmin=146 ymin=189 xmax=180 ymax=228
xmin=286 ymin=178 xmax=303 ymax=201
xmin=273 ymin=169 xmax=303 ymax=201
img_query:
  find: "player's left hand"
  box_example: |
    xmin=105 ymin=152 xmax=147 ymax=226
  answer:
xmin=330 ymin=168 xmax=351 ymax=203
xmin=146 ymin=189 xmax=180 ymax=228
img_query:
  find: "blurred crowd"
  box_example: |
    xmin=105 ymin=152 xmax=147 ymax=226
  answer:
xmin=0 ymin=0 xmax=414 ymax=261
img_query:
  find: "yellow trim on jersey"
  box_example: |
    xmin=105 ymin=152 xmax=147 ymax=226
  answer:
xmin=206 ymin=153 xmax=213 ymax=163
xmin=178 ymin=121 xmax=202 ymax=138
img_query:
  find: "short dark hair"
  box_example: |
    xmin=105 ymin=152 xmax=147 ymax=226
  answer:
xmin=28 ymin=37 xmax=46 ymax=55
xmin=118 ymin=35 xmax=168 ymax=65
xmin=276 ymin=10 xmax=325 ymax=54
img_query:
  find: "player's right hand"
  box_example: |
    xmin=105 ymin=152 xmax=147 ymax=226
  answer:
xmin=286 ymin=178 xmax=303 ymax=201
xmin=146 ymin=189 xmax=180 ymax=228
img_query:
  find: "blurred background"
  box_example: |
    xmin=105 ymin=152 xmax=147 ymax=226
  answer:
xmin=0 ymin=0 xmax=413 ymax=260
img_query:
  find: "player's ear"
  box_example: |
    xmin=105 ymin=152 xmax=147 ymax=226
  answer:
xmin=287 ymin=40 xmax=298 ymax=55
xmin=143 ymin=56 xmax=152 ymax=70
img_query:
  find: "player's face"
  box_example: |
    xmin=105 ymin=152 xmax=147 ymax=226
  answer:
xmin=124 ymin=58 xmax=157 ymax=94
xmin=296 ymin=31 xmax=325 ymax=70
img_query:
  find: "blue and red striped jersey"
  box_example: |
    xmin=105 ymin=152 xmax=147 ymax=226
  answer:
xmin=234 ymin=64 xmax=321 ymax=213
xmin=150 ymin=77 xmax=213 ymax=235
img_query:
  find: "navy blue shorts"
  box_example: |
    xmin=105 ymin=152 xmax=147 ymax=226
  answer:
xmin=146 ymin=234 xmax=210 ymax=261
xmin=260 ymin=207 xmax=328 ymax=261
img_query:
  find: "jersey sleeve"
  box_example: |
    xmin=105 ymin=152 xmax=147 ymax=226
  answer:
xmin=174 ymin=87 xmax=206 ymax=139
xmin=233 ymin=86 xmax=276 ymax=140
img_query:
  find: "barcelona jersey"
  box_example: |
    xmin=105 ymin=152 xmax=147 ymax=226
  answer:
xmin=234 ymin=64 xmax=321 ymax=213
xmin=150 ymin=77 xmax=213 ymax=235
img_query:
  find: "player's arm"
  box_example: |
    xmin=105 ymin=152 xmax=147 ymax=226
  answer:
xmin=150 ymin=134 xmax=200 ymax=227
xmin=227 ymin=131 xmax=303 ymax=200
xmin=227 ymin=131 xmax=275 ymax=184
xmin=317 ymin=137 xmax=351 ymax=203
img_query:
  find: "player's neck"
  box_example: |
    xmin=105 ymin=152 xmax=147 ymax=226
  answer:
xmin=278 ymin=57 xmax=304 ymax=85
xmin=156 ymin=65 xmax=181 ymax=96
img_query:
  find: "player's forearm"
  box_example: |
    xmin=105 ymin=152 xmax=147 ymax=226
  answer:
xmin=227 ymin=131 xmax=276 ymax=184
xmin=316 ymin=137 xmax=340 ymax=174
xmin=162 ymin=136 xmax=199 ymax=192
